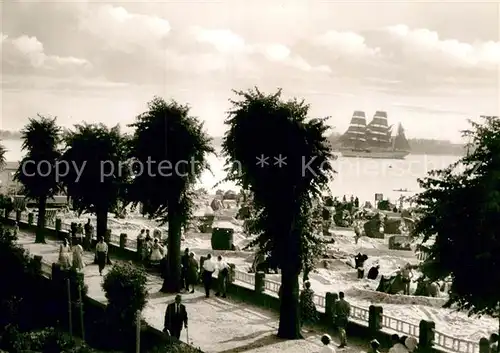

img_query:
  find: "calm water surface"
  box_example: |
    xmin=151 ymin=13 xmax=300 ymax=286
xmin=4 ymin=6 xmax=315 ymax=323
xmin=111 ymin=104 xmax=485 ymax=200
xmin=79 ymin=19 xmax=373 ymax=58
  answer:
xmin=2 ymin=139 xmax=459 ymax=204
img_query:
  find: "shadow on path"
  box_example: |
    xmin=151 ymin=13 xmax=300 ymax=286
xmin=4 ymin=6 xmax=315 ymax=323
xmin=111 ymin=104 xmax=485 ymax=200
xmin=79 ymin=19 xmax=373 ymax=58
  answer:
xmin=219 ymin=329 xmax=275 ymax=344
xmin=216 ymin=334 xmax=280 ymax=353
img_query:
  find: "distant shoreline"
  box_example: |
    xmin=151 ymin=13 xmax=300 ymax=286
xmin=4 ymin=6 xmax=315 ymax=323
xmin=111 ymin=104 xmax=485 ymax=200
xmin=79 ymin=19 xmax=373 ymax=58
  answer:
xmin=2 ymin=133 xmax=466 ymax=157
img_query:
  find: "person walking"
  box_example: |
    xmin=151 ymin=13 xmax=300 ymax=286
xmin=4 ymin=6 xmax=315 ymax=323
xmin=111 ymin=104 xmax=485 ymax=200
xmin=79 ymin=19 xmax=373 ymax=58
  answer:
xmin=334 ymin=292 xmax=351 ymax=348
xmin=181 ymin=248 xmax=190 ymax=291
xmin=83 ymin=219 xmax=93 ymax=250
xmin=401 ymin=263 xmax=413 ymax=295
xmin=163 ymin=295 xmax=188 ymax=340
xmin=95 ymin=236 xmax=108 ymax=276
xmin=202 ymin=254 xmax=216 ymax=298
xmin=299 ymin=281 xmax=318 ymax=328
xmin=215 ymin=255 xmax=229 ymax=298
xmin=58 ymin=238 xmax=72 ymax=269
xmin=72 ymin=239 xmax=85 ymax=271
xmin=186 ymin=252 xmax=199 ymax=293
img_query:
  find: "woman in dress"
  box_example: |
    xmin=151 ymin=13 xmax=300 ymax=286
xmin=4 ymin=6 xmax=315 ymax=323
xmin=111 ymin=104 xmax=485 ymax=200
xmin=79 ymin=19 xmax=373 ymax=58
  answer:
xmin=72 ymin=239 xmax=85 ymax=271
xmin=143 ymin=234 xmax=153 ymax=262
xmin=149 ymin=238 xmax=163 ymax=265
xmin=58 ymin=238 xmax=72 ymax=269
xmin=95 ymin=236 xmax=108 ymax=276
xmin=299 ymin=281 xmax=318 ymax=328
xmin=186 ymin=252 xmax=199 ymax=293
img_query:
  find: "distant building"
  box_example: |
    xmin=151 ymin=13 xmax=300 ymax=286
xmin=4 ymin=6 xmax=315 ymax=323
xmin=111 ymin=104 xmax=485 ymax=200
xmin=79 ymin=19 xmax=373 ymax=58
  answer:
xmin=0 ymin=162 xmax=21 ymax=194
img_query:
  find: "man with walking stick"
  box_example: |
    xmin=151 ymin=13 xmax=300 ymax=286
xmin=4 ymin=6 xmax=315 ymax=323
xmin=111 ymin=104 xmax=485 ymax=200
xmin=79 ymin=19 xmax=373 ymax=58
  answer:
xmin=163 ymin=295 xmax=188 ymax=340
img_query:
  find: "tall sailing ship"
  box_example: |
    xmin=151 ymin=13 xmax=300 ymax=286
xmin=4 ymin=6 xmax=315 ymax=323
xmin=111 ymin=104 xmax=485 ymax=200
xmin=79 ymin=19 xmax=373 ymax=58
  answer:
xmin=339 ymin=111 xmax=411 ymax=159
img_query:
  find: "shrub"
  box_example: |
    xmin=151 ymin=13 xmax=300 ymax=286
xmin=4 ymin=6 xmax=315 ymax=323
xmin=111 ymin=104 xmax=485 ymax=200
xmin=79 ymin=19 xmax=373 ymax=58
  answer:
xmin=0 ymin=227 xmax=40 ymax=328
xmin=0 ymin=326 xmax=78 ymax=353
xmin=102 ymin=262 xmax=148 ymax=346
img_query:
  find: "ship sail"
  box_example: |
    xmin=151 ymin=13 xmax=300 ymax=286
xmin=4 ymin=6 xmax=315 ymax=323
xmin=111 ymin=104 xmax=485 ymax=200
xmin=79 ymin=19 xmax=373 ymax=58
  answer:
xmin=394 ymin=123 xmax=411 ymax=151
xmin=340 ymin=111 xmax=367 ymax=149
xmin=366 ymin=111 xmax=392 ymax=148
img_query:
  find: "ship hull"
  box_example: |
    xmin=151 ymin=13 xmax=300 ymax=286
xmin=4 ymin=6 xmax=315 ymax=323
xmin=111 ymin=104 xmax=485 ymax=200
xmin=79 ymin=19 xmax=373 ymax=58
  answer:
xmin=340 ymin=149 xmax=410 ymax=159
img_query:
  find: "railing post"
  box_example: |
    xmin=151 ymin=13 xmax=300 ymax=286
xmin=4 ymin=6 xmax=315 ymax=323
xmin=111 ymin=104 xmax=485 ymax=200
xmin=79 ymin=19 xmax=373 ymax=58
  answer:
xmin=52 ymin=263 xmax=63 ymax=283
xmin=55 ymin=218 xmax=62 ymax=238
xmin=254 ymin=271 xmax=265 ymax=294
xmin=228 ymin=263 xmax=236 ymax=283
xmin=368 ymin=305 xmax=383 ymax=335
xmin=120 ymin=233 xmax=128 ymax=249
xmin=479 ymin=337 xmax=490 ymax=353
xmin=28 ymin=213 xmax=34 ymax=226
xmin=324 ymin=292 xmax=338 ymax=324
xmin=419 ymin=320 xmax=435 ymax=353
xmin=32 ymin=255 xmax=43 ymax=274
xmin=15 ymin=210 xmax=22 ymax=223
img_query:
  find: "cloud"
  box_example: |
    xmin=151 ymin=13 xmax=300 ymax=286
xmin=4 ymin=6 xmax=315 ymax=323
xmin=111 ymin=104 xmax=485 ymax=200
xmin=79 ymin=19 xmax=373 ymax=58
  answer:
xmin=78 ymin=4 xmax=171 ymax=52
xmin=312 ymin=30 xmax=380 ymax=57
xmin=1 ymin=32 xmax=91 ymax=74
xmin=3 ymin=2 xmax=499 ymax=98
xmin=391 ymin=103 xmax=469 ymax=115
xmin=386 ymin=24 xmax=500 ymax=69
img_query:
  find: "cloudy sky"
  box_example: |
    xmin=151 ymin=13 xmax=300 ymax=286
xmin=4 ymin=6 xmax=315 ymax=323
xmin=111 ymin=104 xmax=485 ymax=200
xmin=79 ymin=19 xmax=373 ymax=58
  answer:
xmin=1 ymin=0 xmax=499 ymax=142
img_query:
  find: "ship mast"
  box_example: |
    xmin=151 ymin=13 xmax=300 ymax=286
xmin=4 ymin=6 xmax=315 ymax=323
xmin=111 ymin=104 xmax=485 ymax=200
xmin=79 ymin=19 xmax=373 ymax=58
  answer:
xmin=340 ymin=111 xmax=367 ymax=149
xmin=366 ymin=111 xmax=392 ymax=149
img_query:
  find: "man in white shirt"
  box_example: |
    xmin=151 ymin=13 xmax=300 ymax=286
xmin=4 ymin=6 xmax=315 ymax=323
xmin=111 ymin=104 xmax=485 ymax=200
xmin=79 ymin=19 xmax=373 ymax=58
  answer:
xmin=388 ymin=334 xmax=409 ymax=353
xmin=215 ymin=255 xmax=229 ymax=298
xmin=319 ymin=334 xmax=335 ymax=353
xmin=202 ymin=254 xmax=216 ymax=298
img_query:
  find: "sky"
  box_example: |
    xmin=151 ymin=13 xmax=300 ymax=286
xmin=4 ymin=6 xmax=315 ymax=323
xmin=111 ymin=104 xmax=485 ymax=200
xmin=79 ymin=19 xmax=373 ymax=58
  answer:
xmin=1 ymin=0 xmax=499 ymax=143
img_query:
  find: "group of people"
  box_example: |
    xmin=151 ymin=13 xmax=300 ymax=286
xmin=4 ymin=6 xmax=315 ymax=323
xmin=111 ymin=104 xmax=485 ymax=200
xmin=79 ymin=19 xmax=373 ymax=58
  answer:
xmin=58 ymin=235 xmax=109 ymax=276
xmin=162 ymin=251 xmax=230 ymax=341
xmin=298 ymin=281 xmax=351 ymax=349
xmin=137 ymin=229 xmax=166 ymax=264
xmin=195 ymin=251 xmax=230 ymax=298
xmin=57 ymin=237 xmax=86 ymax=272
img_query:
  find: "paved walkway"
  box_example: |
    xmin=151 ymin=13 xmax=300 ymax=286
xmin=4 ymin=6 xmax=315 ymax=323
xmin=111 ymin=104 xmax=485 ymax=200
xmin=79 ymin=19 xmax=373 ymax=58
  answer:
xmin=16 ymin=230 xmax=368 ymax=353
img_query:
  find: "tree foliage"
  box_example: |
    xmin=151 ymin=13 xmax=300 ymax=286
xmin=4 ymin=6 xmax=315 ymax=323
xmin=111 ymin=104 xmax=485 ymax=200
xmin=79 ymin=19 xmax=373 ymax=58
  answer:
xmin=414 ymin=116 xmax=500 ymax=322
xmin=127 ymin=97 xmax=214 ymax=293
xmin=102 ymin=262 xmax=148 ymax=325
xmin=221 ymin=88 xmax=334 ymax=338
xmin=14 ymin=115 xmax=62 ymax=243
xmin=0 ymin=141 xmax=5 ymax=170
xmin=60 ymin=123 xmax=129 ymax=240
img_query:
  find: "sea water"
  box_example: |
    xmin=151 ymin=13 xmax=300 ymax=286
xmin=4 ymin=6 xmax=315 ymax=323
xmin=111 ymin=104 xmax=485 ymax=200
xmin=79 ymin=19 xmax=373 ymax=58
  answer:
xmin=2 ymin=138 xmax=460 ymax=204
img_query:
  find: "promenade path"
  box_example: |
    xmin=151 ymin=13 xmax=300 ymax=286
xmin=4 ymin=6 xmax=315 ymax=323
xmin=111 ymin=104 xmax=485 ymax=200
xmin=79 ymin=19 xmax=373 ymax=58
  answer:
xmin=15 ymin=229 xmax=368 ymax=353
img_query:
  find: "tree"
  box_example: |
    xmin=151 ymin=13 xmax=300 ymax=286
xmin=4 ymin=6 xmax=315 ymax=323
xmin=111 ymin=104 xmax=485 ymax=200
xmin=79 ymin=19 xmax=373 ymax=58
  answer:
xmin=414 ymin=115 xmax=500 ymax=336
xmin=14 ymin=115 xmax=62 ymax=243
xmin=60 ymin=124 xmax=129 ymax=240
xmin=128 ymin=97 xmax=214 ymax=293
xmin=221 ymin=88 xmax=334 ymax=339
xmin=0 ymin=141 xmax=5 ymax=170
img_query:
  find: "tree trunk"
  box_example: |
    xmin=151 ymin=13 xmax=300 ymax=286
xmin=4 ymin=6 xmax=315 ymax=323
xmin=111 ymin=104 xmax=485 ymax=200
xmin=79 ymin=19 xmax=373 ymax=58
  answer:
xmin=277 ymin=197 xmax=303 ymax=340
xmin=160 ymin=200 xmax=182 ymax=293
xmin=277 ymin=210 xmax=303 ymax=339
xmin=277 ymin=262 xmax=302 ymax=339
xmin=95 ymin=204 xmax=108 ymax=241
xmin=35 ymin=195 xmax=47 ymax=243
